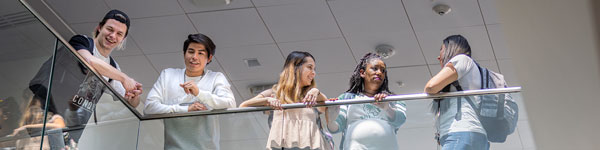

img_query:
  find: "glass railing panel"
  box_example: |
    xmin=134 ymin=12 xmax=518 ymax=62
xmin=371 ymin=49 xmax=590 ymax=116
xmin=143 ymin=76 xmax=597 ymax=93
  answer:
xmin=400 ymin=93 xmax=525 ymax=150
xmin=138 ymin=89 xmax=525 ymax=150
xmin=138 ymin=112 xmax=271 ymax=150
xmin=0 ymin=1 xmax=58 ymax=149
xmin=39 ymin=39 xmax=140 ymax=150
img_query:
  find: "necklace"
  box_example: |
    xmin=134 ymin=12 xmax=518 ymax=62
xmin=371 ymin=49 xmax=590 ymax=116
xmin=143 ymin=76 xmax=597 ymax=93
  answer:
xmin=183 ymin=69 xmax=205 ymax=84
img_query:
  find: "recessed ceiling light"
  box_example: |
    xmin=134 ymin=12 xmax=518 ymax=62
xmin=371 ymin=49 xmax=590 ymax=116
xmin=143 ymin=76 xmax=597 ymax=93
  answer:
xmin=244 ymin=58 xmax=261 ymax=68
xmin=375 ymin=44 xmax=395 ymax=59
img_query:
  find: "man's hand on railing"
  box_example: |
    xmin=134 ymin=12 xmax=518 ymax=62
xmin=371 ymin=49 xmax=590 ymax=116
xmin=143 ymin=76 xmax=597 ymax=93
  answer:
xmin=124 ymin=83 xmax=142 ymax=107
xmin=121 ymin=76 xmax=138 ymax=93
xmin=188 ymin=102 xmax=207 ymax=112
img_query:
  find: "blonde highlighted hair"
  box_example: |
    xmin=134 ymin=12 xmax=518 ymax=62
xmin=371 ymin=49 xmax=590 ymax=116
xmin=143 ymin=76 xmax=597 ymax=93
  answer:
xmin=274 ymin=51 xmax=316 ymax=104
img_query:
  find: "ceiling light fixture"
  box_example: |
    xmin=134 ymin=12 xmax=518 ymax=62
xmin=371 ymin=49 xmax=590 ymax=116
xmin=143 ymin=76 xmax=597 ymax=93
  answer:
xmin=433 ymin=4 xmax=451 ymax=16
xmin=375 ymin=44 xmax=395 ymax=59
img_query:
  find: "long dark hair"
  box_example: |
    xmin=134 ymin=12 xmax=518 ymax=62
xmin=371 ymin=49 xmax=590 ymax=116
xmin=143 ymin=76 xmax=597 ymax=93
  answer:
xmin=440 ymin=35 xmax=471 ymax=65
xmin=346 ymin=53 xmax=392 ymax=95
xmin=432 ymin=35 xmax=472 ymax=114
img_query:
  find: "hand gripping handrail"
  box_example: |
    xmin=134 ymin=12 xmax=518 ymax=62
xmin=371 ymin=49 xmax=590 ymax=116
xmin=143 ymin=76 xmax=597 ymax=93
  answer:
xmin=140 ymin=87 xmax=521 ymax=120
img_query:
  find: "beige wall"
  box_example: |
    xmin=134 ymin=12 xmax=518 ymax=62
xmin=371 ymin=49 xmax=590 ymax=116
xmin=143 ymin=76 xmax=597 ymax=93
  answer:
xmin=498 ymin=0 xmax=600 ymax=149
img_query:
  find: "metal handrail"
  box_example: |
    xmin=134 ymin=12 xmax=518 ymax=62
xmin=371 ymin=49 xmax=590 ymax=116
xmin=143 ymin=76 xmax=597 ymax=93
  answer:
xmin=140 ymin=87 xmax=521 ymax=120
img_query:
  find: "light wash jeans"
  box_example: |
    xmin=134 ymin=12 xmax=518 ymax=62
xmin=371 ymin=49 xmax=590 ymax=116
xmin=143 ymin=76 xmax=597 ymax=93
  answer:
xmin=440 ymin=132 xmax=490 ymax=150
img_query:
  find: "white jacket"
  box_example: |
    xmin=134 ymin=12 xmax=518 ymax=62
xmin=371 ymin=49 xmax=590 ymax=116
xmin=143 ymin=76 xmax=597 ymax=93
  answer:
xmin=144 ymin=68 xmax=236 ymax=150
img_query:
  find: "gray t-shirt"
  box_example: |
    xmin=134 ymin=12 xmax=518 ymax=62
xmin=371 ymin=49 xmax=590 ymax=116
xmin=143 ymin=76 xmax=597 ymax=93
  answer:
xmin=436 ymin=54 xmax=485 ymax=137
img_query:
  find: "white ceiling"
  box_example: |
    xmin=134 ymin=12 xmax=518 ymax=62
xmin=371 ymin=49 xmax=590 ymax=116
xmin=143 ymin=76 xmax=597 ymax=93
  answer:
xmin=44 ymin=0 xmax=513 ymax=102
xmin=0 ymin=0 xmax=534 ymax=149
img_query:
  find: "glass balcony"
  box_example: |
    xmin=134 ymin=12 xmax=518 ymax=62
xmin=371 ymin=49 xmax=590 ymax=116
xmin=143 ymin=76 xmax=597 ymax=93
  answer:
xmin=0 ymin=0 xmax=534 ymax=149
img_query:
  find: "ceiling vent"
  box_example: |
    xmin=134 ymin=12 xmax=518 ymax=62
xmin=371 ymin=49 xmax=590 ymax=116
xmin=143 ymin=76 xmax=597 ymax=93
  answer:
xmin=0 ymin=11 xmax=36 ymax=30
xmin=244 ymin=58 xmax=261 ymax=68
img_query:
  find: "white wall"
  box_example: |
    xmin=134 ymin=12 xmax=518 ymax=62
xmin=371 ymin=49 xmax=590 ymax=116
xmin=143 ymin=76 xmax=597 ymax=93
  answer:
xmin=497 ymin=0 xmax=600 ymax=149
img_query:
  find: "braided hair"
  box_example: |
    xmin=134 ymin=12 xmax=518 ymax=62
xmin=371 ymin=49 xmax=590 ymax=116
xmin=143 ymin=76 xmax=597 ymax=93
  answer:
xmin=346 ymin=53 xmax=393 ymax=95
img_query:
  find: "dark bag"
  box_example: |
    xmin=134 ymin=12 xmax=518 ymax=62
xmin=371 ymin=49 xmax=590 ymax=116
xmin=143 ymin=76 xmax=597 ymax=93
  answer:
xmin=313 ymin=108 xmax=334 ymax=150
xmin=29 ymin=35 xmax=116 ymax=98
xmin=28 ymin=35 xmax=117 ymax=137
xmin=453 ymin=62 xmax=519 ymax=143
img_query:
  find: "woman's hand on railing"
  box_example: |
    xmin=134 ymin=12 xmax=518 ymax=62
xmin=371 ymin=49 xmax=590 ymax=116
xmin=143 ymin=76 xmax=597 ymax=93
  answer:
xmin=303 ymin=88 xmax=320 ymax=107
xmin=373 ymin=93 xmax=388 ymax=105
xmin=9 ymin=126 xmax=27 ymax=137
xmin=267 ymin=97 xmax=282 ymax=110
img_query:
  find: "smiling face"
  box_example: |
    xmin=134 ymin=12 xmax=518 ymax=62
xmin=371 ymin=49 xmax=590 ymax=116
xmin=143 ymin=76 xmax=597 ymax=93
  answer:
xmin=299 ymin=57 xmax=316 ymax=87
xmin=184 ymin=42 xmax=212 ymax=76
xmin=361 ymin=59 xmax=386 ymax=88
xmin=95 ymin=19 xmax=127 ymax=52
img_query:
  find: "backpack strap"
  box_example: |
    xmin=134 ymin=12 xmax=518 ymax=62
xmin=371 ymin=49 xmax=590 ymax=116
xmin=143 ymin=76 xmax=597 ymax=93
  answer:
xmin=453 ymin=61 xmax=488 ymax=121
xmin=451 ymin=81 xmax=463 ymax=120
xmin=83 ymin=35 xmax=117 ymax=83
xmin=452 ymin=82 xmax=481 ymax=121
xmin=107 ymin=57 xmax=117 ymax=83
xmin=313 ymin=108 xmax=334 ymax=150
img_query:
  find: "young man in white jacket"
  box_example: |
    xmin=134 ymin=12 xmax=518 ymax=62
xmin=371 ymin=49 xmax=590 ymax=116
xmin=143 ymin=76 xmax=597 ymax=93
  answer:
xmin=144 ymin=33 xmax=236 ymax=150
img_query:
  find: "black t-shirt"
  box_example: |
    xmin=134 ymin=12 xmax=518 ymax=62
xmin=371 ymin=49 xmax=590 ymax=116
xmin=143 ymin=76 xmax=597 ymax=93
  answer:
xmin=67 ymin=35 xmax=118 ymax=81
xmin=69 ymin=35 xmax=93 ymax=53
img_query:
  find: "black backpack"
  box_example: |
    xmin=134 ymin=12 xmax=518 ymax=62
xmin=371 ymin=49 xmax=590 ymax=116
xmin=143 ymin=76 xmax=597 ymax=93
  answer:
xmin=452 ymin=62 xmax=519 ymax=143
xmin=29 ymin=35 xmax=117 ymax=97
xmin=28 ymin=35 xmax=117 ymax=142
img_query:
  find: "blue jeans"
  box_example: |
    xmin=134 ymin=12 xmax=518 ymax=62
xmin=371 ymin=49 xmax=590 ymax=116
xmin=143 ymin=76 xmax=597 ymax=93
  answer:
xmin=440 ymin=132 xmax=490 ymax=150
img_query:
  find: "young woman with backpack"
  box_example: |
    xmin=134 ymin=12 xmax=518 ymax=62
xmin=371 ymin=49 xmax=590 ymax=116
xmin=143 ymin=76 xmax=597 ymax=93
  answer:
xmin=424 ymin=35 xmax=489 ymax=150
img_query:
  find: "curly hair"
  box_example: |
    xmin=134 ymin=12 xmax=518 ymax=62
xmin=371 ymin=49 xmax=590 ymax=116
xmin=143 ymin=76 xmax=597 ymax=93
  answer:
xmin=345 ymin=52 xmax=392 ymax=95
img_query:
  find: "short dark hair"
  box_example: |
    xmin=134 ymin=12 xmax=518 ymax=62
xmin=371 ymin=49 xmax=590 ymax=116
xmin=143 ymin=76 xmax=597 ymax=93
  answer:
xmin=183 ymin=33 xmax=216 ymax=63
xmin=95 ymin=9 xmax=130 ymax=37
